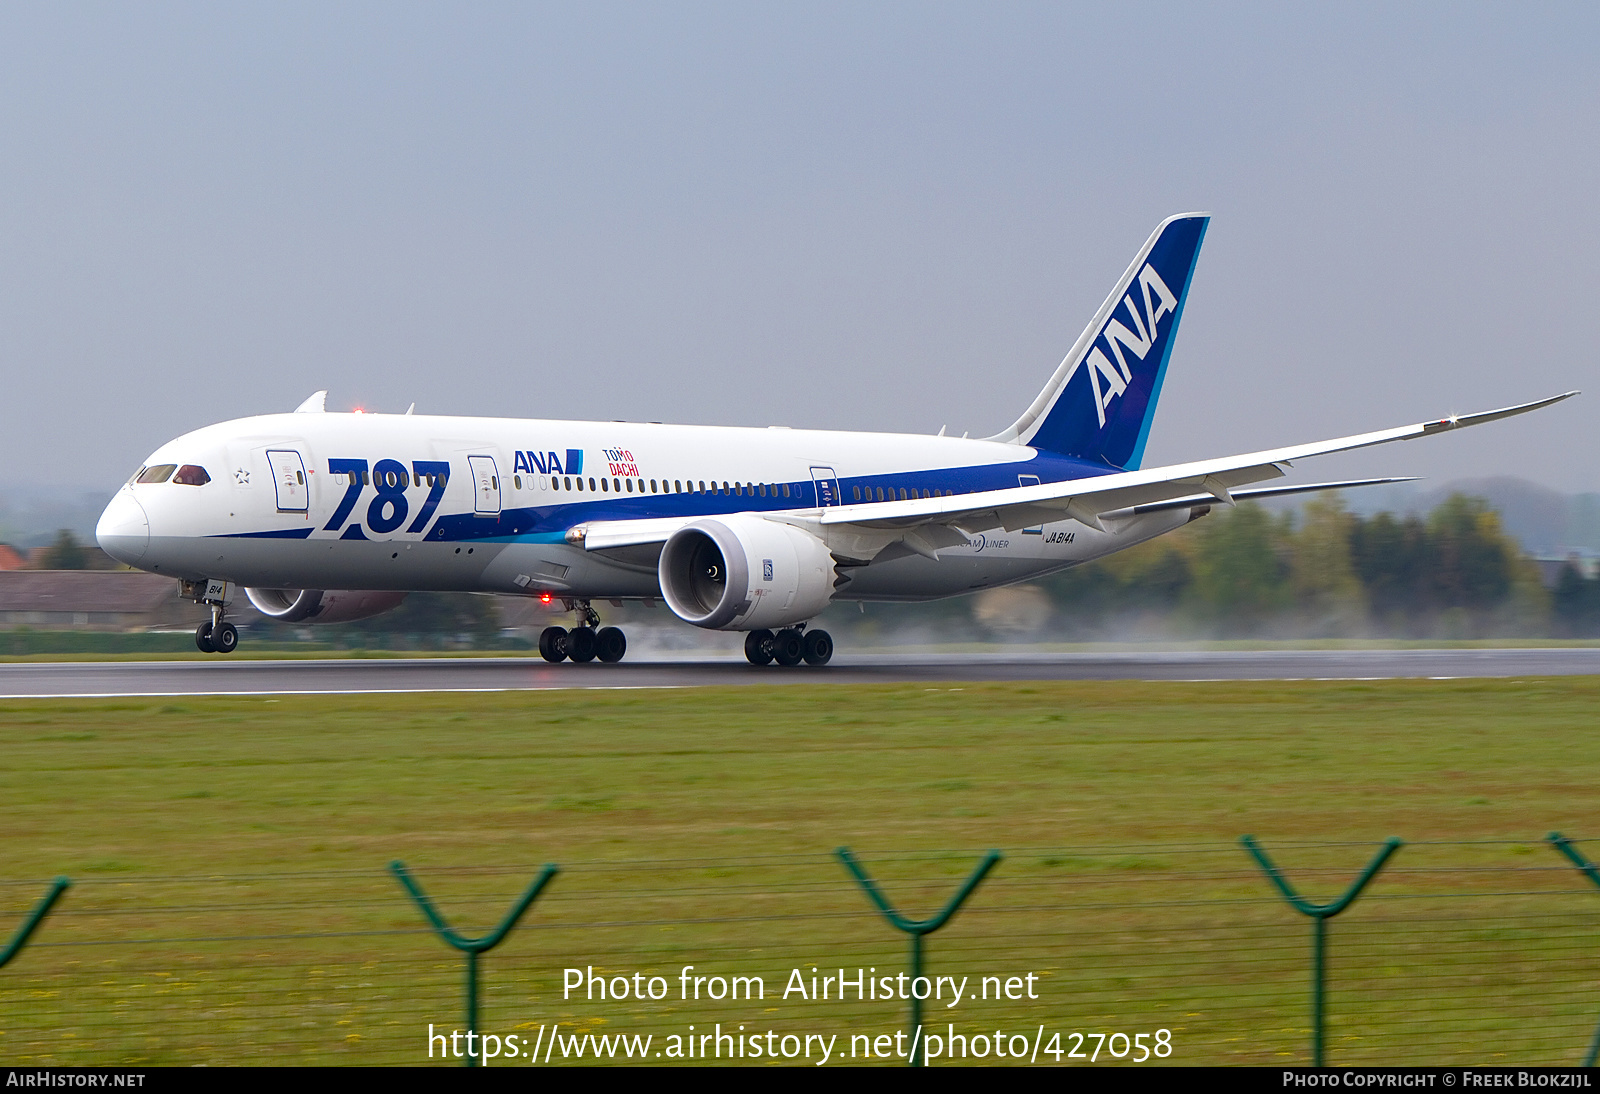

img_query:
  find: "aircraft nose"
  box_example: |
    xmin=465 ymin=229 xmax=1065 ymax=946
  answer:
xmin=96 ymin=489 xmax=150 ymax=565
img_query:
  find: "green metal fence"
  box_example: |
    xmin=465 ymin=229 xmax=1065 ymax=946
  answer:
xmin=3 ymin=841 xmax=1599 ymax=1066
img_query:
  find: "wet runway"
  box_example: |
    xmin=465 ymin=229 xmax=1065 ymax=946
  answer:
xmin=2 ymin=647 xmax=1599 ymax=698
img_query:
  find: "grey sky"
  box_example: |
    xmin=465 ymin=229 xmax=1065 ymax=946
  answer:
xmin=1 ymin=3 xmax=1595 ymax=496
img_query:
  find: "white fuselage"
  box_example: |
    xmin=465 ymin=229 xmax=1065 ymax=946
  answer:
xmin=96 ymin=411 xmax=1191 ymax=607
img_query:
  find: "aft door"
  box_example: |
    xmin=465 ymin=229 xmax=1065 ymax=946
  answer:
xmin=1018 ymin=474 xmax=1042 ymax=534
xmin=468 ymin=455 xmax=502 ymax=514
xmin=810 ymin=466 xmax=841 ymax=507
xmin=267 ymin=450 xmax=309 ymax=512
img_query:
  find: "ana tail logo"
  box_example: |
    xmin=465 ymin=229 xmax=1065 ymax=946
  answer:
xmin=1005 ymin=213 xmax=1208 ymax=471
xmin=1084 ymin=263 xmax=1180 ymax=427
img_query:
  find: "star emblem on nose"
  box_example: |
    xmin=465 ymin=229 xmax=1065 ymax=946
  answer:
xmin=234 ymin=468 xmax=250 ymax=484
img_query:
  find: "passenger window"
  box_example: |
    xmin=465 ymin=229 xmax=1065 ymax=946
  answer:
xmin=759 ymin=483 xmax=767 ymax=497
xmin=899 ymin=488 xmax=907 ymax=501
xmin=514 ymin=475 xmax=522 ymax=490
xmin=650 ymin=480 xmax=657 ymax=493
xmin=136 ymin=464 xmax=176 ymax=484
xmin=600 ymin=478 xmax=608 ymax=492
xmin=564 ymin=476 xmax=572 ymax=490
xmin=296 ymin=471 xmax=305 ymax=485
xmin=614 ymin=478 xmax=621 ymax=492
xmin=588 ymin=477 xmax=596 ymax=491
xmin=698 ymin=481 xmax=706 ymax=493
xmin=782 ymin=484 xmax=791 ymax=498
xmin=173 ymin=465 xmax=210 ymax=486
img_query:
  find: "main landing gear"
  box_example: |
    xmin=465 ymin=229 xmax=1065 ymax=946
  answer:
xmin=744 ymin=627 xmax=833 ymax=667
xmin=539 ymin=600 xmax=628 ymax=665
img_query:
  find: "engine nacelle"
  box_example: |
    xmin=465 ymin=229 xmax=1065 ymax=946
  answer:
xmin=659 ymin=517 xmax=835 ymax=631
xmin=244 ymin=588 xmax=407 ymax=625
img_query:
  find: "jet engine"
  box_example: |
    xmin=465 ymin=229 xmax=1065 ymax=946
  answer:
xmin=244 ymin=588 xmax=407 ymax=624
xmin=658 ymin=517 xmax=835 ymax=631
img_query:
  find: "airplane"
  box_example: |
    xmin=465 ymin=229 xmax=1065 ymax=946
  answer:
xmin=95 ymin=213 xmax=1576 ymax=665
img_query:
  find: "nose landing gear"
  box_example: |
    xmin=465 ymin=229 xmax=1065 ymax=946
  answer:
xmin=538 ymin=600 xmax=629 ymax=665
xmin=193 ymin=596 xmax=239 ymax=655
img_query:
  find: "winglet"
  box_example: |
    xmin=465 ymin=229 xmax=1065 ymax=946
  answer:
xmin=1413 ymin=391 xmax=1579 ymax=437
xmin=294 ymin=390 xmax=328 ymax=414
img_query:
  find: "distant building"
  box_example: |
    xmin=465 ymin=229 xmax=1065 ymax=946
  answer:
xmin=0 ymin=544 xmax=28 ymax=571
xmin=0 ymin=571 xmax=208 ymax=631
xmin=1532 ymin=553 xmax=1600 ymax=588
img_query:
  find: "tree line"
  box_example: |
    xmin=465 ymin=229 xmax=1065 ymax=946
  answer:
xmin=1038 ymin=493 xmax=1597 ymax=639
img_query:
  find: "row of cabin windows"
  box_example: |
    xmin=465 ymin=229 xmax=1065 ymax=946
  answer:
xmin=852 ymin=485 xmax=953 ymax=502
xmin=528 ymin=475 xmax=800 ymax=498
xmin=330 ymin=470 xmax=446 ymax=488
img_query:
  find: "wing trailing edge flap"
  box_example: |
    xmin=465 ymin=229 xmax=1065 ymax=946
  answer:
xmin=1107 ymin=477 xmax=1419 ymax=519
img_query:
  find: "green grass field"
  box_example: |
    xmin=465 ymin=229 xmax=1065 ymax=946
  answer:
xmin=3 ymin=679 xmax=1599 ymax=1066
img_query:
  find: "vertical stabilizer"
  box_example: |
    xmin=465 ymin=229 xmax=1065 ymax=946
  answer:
xmin=988 ymin=213 xmax=1208 ymax=469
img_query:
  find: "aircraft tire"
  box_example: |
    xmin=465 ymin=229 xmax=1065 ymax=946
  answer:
xmin=194 ymin=622 xmax=215 ymax=654
xmin=213 ymin=622 xmax=240 ymax=655
xmin=771 ymin=629 xmax=805 ymax=667
xmin=566 ymin=626 xmax=598 ymax=663
xmin=596 ymin=627 xmax=627 ymax=663
xmin=801 ymin=628 xmax=833 ymax=666
xmin=744 ymin=630 xmax=775 ymax=666
xmin=538 ymin=626 xmax=568 ymax=663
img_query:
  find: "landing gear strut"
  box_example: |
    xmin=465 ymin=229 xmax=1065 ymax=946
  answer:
xmin=744 ymin=626 xmax=832 ymax=667
xmin=190 ymin=583 xmax=239 ymax=655
xmin=538 ymin=600 xmax=628 ymax=665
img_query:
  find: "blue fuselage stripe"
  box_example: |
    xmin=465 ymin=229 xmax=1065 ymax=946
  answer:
xmin=210 ymin=454 xmax=1115 ymax=543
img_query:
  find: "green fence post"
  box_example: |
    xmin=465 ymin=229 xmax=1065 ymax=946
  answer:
xmin=1240 ymin=836 xmax=1401 ymax=1067
xmin=836 ymin=847 xmax=1001 ymax=1067
xmin=391 ymin=861 xmax=558 ymax=1066
xmin=1545 ymin=832 xmax=1600 ymax=1066
xmin=0 ymin=878 xmax=70 ymax=970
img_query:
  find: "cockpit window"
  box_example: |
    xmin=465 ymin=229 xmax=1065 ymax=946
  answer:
xmin=136 ymin=464 xmax=177 ymax=484
xmin=173 ymin=465 xmax=211 ymax=486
